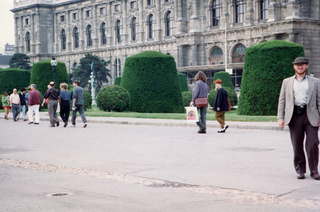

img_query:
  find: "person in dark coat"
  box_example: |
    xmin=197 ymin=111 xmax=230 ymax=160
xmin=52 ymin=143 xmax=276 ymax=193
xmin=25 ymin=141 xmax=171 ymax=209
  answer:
xmin=213 ymin=79 xmax=229 ymax=133
xmin=59 ymin=83 xmax=72 ymax=127
xmin=191 ymin=71 xmax=209 ymax=134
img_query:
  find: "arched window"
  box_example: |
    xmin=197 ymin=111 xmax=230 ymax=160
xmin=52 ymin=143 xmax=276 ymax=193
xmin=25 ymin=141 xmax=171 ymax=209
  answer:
xmin=147 ymin=0 xmax=152 ymax=6
xmin=100 ymin=22 xmax=107 ymax=45
xmin=164 ymin=11 xmax=171 ymax=37
xmin=61 ymin=29 xmax=66 ymax=50
xmin=209 ymin=47 xmax=223 ymax=65
xmin=232 ymin=43 xmax=246 ymax=63
xmin=210 ymin=0 xmax=221 ymax=26
xmin=115 ymin=20 xmax=121 ymax=43
xmin=25 ymin=32 xmax=31 ymax=52
xmin=147 ymin=14 xmax=153 ymax=39
xmin=234 ymin=0 xmax=245 ymax=23
xmin=131 ymin=17 xmax=137 ymax=41
xmin=259 ymin=0 xmax=269 ymax=20
xmin=86 ymin=25 xmax=92 ymax=47
xmin=73 ymin=27 xmax=79 ymax=48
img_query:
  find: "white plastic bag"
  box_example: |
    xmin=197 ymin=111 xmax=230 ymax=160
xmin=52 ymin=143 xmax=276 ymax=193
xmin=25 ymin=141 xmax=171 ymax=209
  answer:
xmin=185 ymin=106 xmax=199 ymax=122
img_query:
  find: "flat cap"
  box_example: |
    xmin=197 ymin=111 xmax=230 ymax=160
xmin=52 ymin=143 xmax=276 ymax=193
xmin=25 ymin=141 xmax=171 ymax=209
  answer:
xmin=292 ymin=57 xmax=309 ymax=65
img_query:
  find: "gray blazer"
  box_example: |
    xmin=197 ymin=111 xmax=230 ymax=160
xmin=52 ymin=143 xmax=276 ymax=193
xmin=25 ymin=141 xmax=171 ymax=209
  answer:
xmin=277 ymin=75 xmax=320 ymax=127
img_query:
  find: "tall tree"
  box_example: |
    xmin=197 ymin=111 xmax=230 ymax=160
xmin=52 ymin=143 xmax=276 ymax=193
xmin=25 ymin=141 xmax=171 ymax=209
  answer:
xmin=72 ymin=54 xmax=111 ymax=92
xmin=9 ymin=53 xmax=32 ymax=70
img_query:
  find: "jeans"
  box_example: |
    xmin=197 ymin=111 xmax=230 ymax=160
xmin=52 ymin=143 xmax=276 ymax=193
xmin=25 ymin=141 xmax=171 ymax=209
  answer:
xmin=197 ymin=107 xmax=207 ymax=130
xmin=20 ymin=105 xmax=27 ymax=120
xmin=60 ymin=100 xmax=70 ymax=123
xmin=71 ymin=104 xmax=87 ymax=125
xmin=12 ymin=104 xmax=20 ymax=121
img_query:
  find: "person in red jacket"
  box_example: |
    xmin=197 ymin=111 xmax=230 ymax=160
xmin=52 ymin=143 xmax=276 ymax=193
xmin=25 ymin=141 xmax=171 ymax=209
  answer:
xmin=27 ymin=84 xmax=41 ymax=125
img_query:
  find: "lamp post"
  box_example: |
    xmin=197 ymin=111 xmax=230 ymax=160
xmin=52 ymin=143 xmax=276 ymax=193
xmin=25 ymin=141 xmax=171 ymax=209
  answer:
xmin=50 ymin=57 xmax=57 ymax=82
xmin=89 ymin=62 xmax=97 ymax=107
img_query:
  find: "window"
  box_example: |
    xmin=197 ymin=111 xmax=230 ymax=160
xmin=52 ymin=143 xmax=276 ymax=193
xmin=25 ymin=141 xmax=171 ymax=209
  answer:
xmin=234 ymin=0 xmax=245 ymax=24
xmin=61 ymin=29 xmax=66 ymax=50
xmin=25 ymin=18 xmax=29 ymax=25
xmin=210 ymin=0 xmax=221 ymax=26
xmin=147 ymin=14 xmax=153 ymax=39
xmin=86 ymin=25 xmax=92 ymax=47
xmin=114 ymin=58 xmax=121 ymax=77
xmin=232 ymin=43 xmax=246 ymax=63
xmin=60 ymin=15 xmax=65 ymax=22
xmin=100 ymin=7 xmax=105 ymax=15
xmin=114 ymin=4 xmax=120 ymax=12
xmin=25 ymin=32 xmax=30 ymax=52
xmin=259 ymin=0 xmax=269 ymax=20
xmin=164 ymin=0 xmax=169 ymax=3
xmin=86 ymin=10 xmax=91 ymax=18
xmin=73 ymin=27 xmax=79 ymax=48
xmin=100 ymin=22 xmax=107 ymax=45
xmin=72 ymin=13 xmax=77 ymax=20
xmin=147 ymin=0 xmax=152 ymax=6
xmin=130 ymin=1 xmax=136 ymax=9
xmin=164 ymin=11 xmax=171 ymax=37
xmin=131 ymin=17 xmax=137 ymax=41
xmin=115 ymin=20 xmax=121 ymax=43
xmin=209 ymin=47 xmax=223 ymax=64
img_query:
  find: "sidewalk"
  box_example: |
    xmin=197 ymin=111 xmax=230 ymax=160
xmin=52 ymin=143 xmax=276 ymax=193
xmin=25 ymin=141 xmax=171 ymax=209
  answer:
xmin=36 ymin=112 xmax=283 ymax=131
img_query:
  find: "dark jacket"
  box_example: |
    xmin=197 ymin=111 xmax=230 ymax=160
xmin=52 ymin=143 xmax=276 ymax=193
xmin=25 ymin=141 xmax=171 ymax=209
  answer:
xmin=192 ymin=80 xmax=209 ymax=102
xmin=44 ymin=87 xmax=60 ymax=101
xmin=214 ymin=88 xmax=229 ymax=112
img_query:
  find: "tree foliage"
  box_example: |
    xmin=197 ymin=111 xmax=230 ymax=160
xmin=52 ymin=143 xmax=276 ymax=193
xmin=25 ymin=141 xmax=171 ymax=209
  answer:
xmin=9 ymin=53 xmax=32 ymax=70
xmin=72 ymin=54 xmax=111 ymax=93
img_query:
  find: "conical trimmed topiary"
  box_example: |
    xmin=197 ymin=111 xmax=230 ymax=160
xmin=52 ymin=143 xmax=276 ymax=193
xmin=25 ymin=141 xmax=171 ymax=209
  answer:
xmin=121 ymin=51 xmax=183 ymax=113
xmin=238 ymin=40 xmax=304 ymax=115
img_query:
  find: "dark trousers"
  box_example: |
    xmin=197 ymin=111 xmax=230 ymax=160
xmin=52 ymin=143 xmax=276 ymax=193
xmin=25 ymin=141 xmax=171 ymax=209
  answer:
xmin=48 ymin=100 xmax=59 ymax=126
xmin=12 ymin=104 xmax=20 ymax=121
xmin=288 ymin=111 xmax=319 ymax=175
xmin=60 ymin=100 xmax=70 ymax=123
xmin=71 ymin=104 xmax=87 ymax=125
xmin=197 ymin=107 xmax=207 ymax=130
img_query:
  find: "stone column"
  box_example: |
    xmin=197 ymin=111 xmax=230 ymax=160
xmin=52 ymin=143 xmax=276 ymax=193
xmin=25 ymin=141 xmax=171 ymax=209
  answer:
xmin=123 ymin=0 xmax=128 ymax=43
xmin=156 ymin=0 xmax=162 ymax=41
xmin=286 ymin=0 xmax=300 ymax=19
xmin=191 ymin=45 xmax=198 ymax=66
xmin=138 ymin=0 xmax=144 ymax=42
xmin=244 ymin=0 xmax=254 ymax=26
xmin=107 ymin=2 xmax=113 ymax=46
xmin=190 ymin=0 xmax=200 ymax=33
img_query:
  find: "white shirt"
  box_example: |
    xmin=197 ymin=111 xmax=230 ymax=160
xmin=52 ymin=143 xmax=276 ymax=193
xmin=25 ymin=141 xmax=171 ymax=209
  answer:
xmin=293 ymin=75 xmax=309 ymax=106
xmin=10 ymin=93 xmax=20 ymax=105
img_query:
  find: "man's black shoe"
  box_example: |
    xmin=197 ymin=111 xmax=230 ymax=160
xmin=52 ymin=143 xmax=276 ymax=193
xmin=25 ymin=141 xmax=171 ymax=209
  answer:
xmin=63 ymin=122 xmax=68 ymax=128
xmin=56 ymin=121 xmax=60 ymax=127
xmin=297 ymin=173 xmax=305 ymax=179
xmin=34 ymin=123 xmax=39 ymax=125
xmin=311 ymin=173 xmax=320 ymax=180
xmin=198 ymin=129 xmax=206 ymax=134
xmin=28 ymin=122 xmax=33 ymax=125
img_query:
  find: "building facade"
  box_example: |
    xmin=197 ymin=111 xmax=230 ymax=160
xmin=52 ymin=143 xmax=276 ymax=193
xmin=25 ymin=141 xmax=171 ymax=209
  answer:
xmin=12 ymin=0 xmax=320 ymax=86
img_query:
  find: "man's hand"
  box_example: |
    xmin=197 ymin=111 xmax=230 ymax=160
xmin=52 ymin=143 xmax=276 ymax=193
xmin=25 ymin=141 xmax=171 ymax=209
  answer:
xmin=189 ymin=101 xmax=194 ymax=106
xmin=278 ymin=120 xmax=285 ymax=128
xmin=217 ymin=107 xmax=220 ymax=111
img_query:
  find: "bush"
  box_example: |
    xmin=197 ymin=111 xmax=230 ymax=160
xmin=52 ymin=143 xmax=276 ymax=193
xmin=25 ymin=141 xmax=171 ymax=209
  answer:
xmin=238 ymin=40 xmax=304 ymax=115
xmin=213 ymin=71 xmax=234 ymax=89
xmin=0 ymin=68 xmax=30 ymax=93
xmin=182 ymin=91 xmax=192 ymax=107
xmin=97 ymin=85 xmax=130 ymax=112
xmin=114 ymin=77 xmax=121 ymax=86
xmin=0 ymin=94 xmax=2 ymax=109
xmin=30 ymin=60 xmax=68 ymax=94
xmin=121 ymin=51 xmax=183 ymax=113
xmin=208 ymin=87 xmax=238 ymax=108
xmin=84 ymin=91 xmax=92 ymax=111
xmin=178 ymin=73 xmax=188 ymax=92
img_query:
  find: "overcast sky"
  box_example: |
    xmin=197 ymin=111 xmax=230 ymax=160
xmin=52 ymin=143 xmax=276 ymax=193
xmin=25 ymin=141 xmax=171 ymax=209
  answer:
xmin=0 ymin=0 xmax=14 ymax=54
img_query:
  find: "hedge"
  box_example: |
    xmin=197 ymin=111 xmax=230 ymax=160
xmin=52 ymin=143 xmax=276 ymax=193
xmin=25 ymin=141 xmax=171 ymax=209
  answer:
xmin=0 ymin=68 xmax=30 ymax=93
xmin=121 ymin=51 xmax=184 ymax=113
xmin=178 ymin=73 xmax=188 ymax=92
xmin=238 ymin=40 xmax=304 ymax=115
xmin=30 ymin=60 xmax=68 ymax=94
xmin=97 ymin=85 xmax=130 ymax=112
xmin=84 ymin=91 xmax=92 ymax=110
xmin=182 ymin=91 xmax=192 ymax=107
xmin=114 ymin=77 xmax=122 ymax=86
xmin=213 ymin=71 xmax=234 ymax=89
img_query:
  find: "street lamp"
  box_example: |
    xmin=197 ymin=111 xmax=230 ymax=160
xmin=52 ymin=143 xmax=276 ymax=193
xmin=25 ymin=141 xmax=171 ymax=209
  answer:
xmin=89 ymin=62 xmax=97 ymax=107
xmin=50 ymin=57 xmax=58 ymax=82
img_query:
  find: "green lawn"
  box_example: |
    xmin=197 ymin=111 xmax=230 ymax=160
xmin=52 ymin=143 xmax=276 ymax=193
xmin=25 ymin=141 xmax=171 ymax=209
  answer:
xmin=0 ymin=109 xmax=277 ymax=122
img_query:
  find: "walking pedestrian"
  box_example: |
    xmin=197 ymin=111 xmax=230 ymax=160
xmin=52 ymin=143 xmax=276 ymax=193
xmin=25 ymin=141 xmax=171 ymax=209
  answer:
xmin=1 ymin=92 xmax=10 ymax=120
xmin=71 ymin=80 xmax=87 ymax=128
xmin=9 ymin=88 xmax=20 ymax=121
xmin=59 ymin=83 xmax=72 ymax=127
xmin=43 ymin=81 xmax=60 ymax=127
xmin=277 ymin=57 xmax=320 ymax=180
xmin=28 ymin=84 xmax=41 ymax=125
xmin=19 ymin=88 xmax=28 ymax=121
xmin=191 ymin=71 xmax=209 ymax=134
xmin=213 ymin=79 xmax=229 ymax=133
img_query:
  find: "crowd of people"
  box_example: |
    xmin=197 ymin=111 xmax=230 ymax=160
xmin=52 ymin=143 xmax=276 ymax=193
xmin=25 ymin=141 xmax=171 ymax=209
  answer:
xmin=1 ymin=80 xmax=87 ymax=128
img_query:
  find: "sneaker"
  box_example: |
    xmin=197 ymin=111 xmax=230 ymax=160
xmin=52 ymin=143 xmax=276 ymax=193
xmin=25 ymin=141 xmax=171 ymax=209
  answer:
xmin=28 ymin=122 xmax=34 ymax=125
xmin=63 ymin=122 xmax=68 ymax=128
xmin=197 ymin=129 xmax=206 ymax=134
xmin=34 ymin=123 xmax=39 ymax=125
xmin=83 ymin=123 xmax=87 ymax=128
xmin=56 ymin=121 xmax=60 ymax=127
xmin=218 ymin=129 xmax=225 ymax=133
xmin=224 ymin=125 xmax=229 ymax=131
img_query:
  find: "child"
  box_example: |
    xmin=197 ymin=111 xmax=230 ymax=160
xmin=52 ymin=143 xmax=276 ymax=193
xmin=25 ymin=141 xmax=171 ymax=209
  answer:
xmin=1 ymin=92 xmax=11 ymax=120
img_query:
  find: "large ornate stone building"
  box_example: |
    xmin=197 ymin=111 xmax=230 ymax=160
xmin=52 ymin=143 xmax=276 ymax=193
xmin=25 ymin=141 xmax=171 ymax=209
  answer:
xmin=12 ymin=0 xmax=320 ymax=86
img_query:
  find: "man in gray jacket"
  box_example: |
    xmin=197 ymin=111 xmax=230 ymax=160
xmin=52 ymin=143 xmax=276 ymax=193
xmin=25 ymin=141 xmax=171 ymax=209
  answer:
xmin=277 ymin=57 xmax=320 ymax=180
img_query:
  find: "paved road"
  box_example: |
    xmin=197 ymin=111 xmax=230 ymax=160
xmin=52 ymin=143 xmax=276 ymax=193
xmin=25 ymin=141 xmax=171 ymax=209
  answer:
xmin=0 ymin=119 xmax=319 ymax=212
